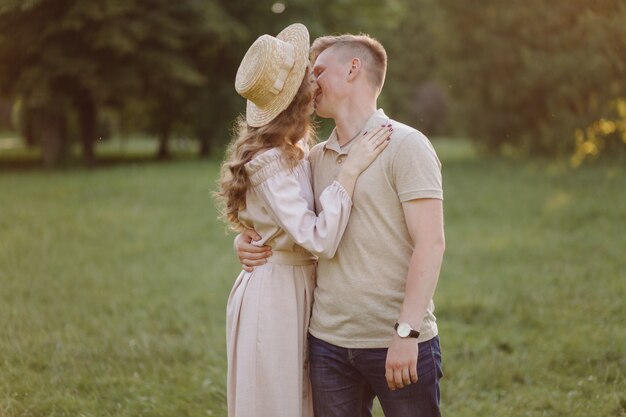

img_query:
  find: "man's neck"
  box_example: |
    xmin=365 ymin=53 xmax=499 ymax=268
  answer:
xmin=334 ymin=99 xmax=377 ymax=147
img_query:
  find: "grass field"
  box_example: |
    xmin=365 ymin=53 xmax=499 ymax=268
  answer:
xmin=0 ymin=139 xmax=624 ymax=416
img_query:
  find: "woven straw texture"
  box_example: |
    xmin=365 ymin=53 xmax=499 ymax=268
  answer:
xmin=235 ymin=23 xmax=309 ymax=127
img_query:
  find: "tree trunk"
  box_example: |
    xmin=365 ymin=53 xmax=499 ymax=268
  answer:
xmin=76 ymin=93 xmax=96 ymax=166
xmin=0 ymin=98 xmax=12 ymax=130
xmin=198 ymin=135 xmax=211 ymax=158
xmin=23 ymin=107 xmax=38 ymax=148
xmin=157 ymin=125 xmax=171 ymax=160
xmin=38 ymin=109 xmax=67 ymax=168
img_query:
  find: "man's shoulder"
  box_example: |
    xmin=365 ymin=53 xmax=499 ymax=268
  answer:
xmin=388 ymin=119 xmax=426 ymax=142
xmin=386 ymin=120 xmax=433 ymax=152
xmin=385 ymin=118 xmax=440 ymax=166
xmin=309 ymin=141 xmax=327 ymax=159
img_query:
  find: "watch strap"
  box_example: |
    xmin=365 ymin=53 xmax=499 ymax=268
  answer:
xmin=394 ymin=322 xmax=420 ymax=338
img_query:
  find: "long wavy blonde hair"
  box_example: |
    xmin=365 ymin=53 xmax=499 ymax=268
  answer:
xmin=216 ymin=75 xmax=316 ymax=231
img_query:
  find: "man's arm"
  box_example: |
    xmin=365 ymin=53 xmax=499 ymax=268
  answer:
xmin=234 ymin=229 xmax=272 ymax=272
xmin=385 ymin=198 xmax=445 ymax=390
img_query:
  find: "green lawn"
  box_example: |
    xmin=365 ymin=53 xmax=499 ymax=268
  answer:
xmin=0 ymin=139 xmax=624 ymax=417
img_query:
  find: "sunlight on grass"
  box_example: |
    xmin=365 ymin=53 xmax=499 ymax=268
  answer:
xmin=0 ymin=136 xmax=20 ymax=149
xmin=543 ymin=191 xmax=573 ymax=213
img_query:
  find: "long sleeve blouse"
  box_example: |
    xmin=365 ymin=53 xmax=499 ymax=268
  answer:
xmin=237 ymin=147 xmax=352 ymax=259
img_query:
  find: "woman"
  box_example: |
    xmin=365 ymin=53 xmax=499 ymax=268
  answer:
xmin=216 ymin=23 xmax=392 ymax=417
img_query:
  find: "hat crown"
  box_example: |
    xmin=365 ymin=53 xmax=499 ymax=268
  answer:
xmin=233 ymin=23 xmax=309 ymax=127
xmin=235 ymin=34 xmax=296 ymax=108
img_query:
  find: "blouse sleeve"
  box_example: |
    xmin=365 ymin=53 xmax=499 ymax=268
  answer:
xmin=246 ymin=151 xmax=352 ymax=259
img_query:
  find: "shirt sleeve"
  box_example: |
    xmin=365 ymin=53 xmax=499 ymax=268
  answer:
xmin=251 ymin=158 xmax=352 ymax=259
xmin=391 ymin=132 xmax=443 ymax=202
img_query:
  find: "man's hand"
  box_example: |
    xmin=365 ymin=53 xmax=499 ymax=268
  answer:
xmin=385 ymin=335 xmax=419 ymax=390
xmin=235 ymin=229 xmax=271 ymax=272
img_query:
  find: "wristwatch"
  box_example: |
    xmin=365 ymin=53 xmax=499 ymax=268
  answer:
xmin=394 ymin=322 xmax=420 ymax=339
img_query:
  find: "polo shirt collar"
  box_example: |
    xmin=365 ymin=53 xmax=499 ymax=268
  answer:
xmin=323 ymin=109 xmax=390 ymax=155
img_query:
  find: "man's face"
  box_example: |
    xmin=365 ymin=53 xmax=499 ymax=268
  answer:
xmin=311 ymin=46 xmax=350 ymax=119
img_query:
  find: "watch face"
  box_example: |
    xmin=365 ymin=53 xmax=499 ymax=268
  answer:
xmin=397 ymin=323 xmax=411 ymax=338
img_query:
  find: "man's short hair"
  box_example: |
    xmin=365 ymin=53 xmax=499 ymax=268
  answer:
xmin=311 ymin=34 xmax=387 ymax=94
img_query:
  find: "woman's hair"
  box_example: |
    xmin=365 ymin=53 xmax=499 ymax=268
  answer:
xmin=216 ymin=74 xmax=316 ymax=231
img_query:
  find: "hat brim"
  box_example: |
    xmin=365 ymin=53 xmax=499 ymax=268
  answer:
xmin=245 ymin=23 xmax=310 ymax=127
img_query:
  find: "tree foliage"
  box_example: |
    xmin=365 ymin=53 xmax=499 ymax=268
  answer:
xmin=437 ymin=0 xmax=626 ymax=157
xmin=0 ymin=0 xmax=241 ymax=165
xmin=2 ymin=0 xmax=623 ymax=165
xmin=0 ymin=0 xmax=410 ymax=164
xmin=376 ymin=0 xmax=447 ymax=134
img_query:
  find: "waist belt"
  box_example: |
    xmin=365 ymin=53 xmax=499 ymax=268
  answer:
xmin=266 ymin=250 xmax=317 ymax=266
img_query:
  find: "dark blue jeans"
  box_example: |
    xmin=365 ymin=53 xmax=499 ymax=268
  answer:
xmin=308 ymin=334 xmax=443 ymax=417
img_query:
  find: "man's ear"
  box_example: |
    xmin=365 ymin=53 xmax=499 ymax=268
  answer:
xmin=347 ymin=58 xmax=361 ymax=81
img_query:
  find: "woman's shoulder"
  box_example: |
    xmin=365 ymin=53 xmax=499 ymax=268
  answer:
xmin=244 ymin=147 xmax=291 ymax=186
xmin=244 ymin=147 xmax=282 ymax=174
xmin=245 ymin=140 xmax=310 ymax=172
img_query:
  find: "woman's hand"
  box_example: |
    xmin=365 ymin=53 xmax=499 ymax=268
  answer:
xmin=342 ymin=125 xmax=392 ymax=175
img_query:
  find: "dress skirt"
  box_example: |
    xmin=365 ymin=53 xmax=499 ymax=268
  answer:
xmin=226 ymin=251 xmax=316 ymax=417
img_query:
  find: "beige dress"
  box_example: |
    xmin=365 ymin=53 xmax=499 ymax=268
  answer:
xmin=226 ymin=147 xmax=352 ymax=417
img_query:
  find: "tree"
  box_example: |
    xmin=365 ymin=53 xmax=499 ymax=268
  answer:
xmin=376 ymin=0 xmax=447 ymax=134
xmin=0 ymin=0 xmax=241 ymax=165
xmin=437 ymin=0 xmax=626 ymax=157
xmin=0 ymin=0 xmax=424 ymax=164
xmin=0 ymin=97 xmax=11 ymax=130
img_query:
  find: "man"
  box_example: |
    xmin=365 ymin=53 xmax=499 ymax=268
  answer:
xmin=235 ymin=33 xmax=445 ymax=417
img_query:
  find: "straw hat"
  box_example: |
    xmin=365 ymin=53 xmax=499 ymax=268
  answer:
xmin=235 ymin=23 xmax=310 ymax=127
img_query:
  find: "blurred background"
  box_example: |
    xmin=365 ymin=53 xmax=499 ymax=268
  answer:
xmin=0 ymin=0 xmax=625 ymax=166
xmin=0 ymin=1 xmax=625 ymax=417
